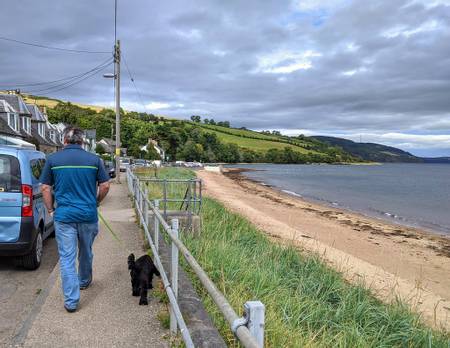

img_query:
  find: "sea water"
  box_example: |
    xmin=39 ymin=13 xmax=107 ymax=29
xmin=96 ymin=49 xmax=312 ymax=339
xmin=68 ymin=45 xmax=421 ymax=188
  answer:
xmin=228 ymin=163 xmax=450 ymax=235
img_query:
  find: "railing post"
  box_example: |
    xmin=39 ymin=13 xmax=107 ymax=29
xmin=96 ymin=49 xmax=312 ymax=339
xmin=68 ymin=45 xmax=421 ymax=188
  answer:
xmin=144 ymin=188 xmax=149 ymax=227
xmin=170 ymin=218 xmax=179 ymax=335
xmin=244 ymin=301 xmax=265 ymax=348
xmin=163 ymin=179 xmax=167 ymax=220
xmin=154 ymin=200 xmax=160 ymax=253
xmin=187 ymin=180 xmax=192 ymax=228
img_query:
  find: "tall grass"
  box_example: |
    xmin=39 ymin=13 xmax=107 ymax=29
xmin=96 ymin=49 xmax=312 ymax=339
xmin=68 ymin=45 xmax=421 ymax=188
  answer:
xmin=182 ymin=198 xmax=449 ymax=347
xmin=138 ymin=168 xmax=449 ymax=346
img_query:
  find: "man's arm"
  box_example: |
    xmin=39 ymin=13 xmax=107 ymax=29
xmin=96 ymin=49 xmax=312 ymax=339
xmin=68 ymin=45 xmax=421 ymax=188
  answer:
xmin=96 ymin=157 xmax=110 ymax=206
xmin=42 ymin=184 xmax=54 ymax=213
xmin=97 ymin=181 xmax=110 ymax=205
xmin=39 ymin=158 xmax=54 ymax=214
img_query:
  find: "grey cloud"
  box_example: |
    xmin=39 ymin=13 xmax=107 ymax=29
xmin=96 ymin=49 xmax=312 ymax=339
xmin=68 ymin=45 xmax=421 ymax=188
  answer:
xmin=1 ymin=0 xmax=449 ymax=156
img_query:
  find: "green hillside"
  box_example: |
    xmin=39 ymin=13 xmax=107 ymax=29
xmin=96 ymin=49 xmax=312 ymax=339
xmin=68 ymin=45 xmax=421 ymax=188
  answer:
xmin=24 ymin=95 xmax=357 ymax=163
xmin=194 ymin=124 xmax=316 ymax=154
xmin=312 ymin=136 xmax=421 ymax=163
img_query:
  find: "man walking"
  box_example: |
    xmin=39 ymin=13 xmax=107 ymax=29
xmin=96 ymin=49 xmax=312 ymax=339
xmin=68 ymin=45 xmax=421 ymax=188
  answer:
xmin=40 ymin=126 xmax=110 ymax=312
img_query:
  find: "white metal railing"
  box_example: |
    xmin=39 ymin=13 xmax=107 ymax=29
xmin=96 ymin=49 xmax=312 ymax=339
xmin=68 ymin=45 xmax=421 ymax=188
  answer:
xmin=126 ymin=168 xmax=265 ymax=348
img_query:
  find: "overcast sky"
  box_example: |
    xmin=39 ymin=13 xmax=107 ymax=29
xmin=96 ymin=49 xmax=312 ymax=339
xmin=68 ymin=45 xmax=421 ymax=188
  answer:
xmin=1 ymin=0 xmax=449 ymax=157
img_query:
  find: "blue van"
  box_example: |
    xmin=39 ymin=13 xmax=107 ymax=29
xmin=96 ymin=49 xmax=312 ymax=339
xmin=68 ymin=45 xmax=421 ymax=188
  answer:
xmin=0 ymin=145 xmax=54 ymax=270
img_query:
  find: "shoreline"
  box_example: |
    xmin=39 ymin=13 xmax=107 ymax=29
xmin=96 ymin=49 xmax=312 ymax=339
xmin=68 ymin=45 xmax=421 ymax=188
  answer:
xmin=228 ymin=167 xmax=450 ymax=238
xmin=197 ymin=168 xmax=450 ymax=330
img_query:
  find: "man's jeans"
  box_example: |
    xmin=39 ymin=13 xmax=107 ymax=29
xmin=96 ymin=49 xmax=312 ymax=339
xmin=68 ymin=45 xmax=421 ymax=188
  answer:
xmin=54 ymin=221 xmax=99 ymax=309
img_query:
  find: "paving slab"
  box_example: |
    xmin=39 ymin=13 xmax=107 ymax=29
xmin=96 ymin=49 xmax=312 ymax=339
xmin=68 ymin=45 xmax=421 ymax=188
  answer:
xmin=19 ymin=182 xmax=168 ymax=348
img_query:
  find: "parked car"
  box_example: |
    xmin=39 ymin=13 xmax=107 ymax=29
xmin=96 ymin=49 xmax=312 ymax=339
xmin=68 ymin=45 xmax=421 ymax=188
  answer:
xmin=119 ymin=157 xmax=131 ymax=172
xmin=103 ymin=159 xmax=116 ymax=178
xmin=0 ymin=146 xmax=54 ymax=270
xmin=132 ymin=159 xmax=146 ymax=169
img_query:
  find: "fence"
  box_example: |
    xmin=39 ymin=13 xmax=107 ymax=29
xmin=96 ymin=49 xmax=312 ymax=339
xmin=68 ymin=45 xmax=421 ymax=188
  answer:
xmin=127 ymin=168 xmax=265 ymax=348
xmin=138 ymin=177 xmax=202 ymax=227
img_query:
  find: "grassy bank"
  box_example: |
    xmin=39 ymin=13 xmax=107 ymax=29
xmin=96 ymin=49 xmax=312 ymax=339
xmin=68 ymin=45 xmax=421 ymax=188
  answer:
xmin=144 ymin=168 xmax=450 ymax=347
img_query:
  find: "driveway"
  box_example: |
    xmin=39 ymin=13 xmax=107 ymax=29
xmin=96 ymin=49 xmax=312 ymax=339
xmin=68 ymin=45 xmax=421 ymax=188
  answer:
xmin=0 ymin=238 xmax=58 ymax=347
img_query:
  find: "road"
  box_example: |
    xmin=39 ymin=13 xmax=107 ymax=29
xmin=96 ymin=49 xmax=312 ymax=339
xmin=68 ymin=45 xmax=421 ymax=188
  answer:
xmin=0 ymin=238 xmax=58 ymax=347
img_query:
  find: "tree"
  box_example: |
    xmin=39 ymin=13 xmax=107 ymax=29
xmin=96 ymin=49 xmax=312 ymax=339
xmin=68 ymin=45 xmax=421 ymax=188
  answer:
xmin=143 ymin=145 xmax=161 ymax=160
xmin=95 ymin=144 xmax=106 ymax=154
xmin=179 ymin=141 xmax=204 ymax=161
xmin=190 ymin=115 xmax=201 ymax=123
xmin=203 ymin=118 xmax=209 ymax=124
xmin=265 ymin=148 xmax=282 ymax=163
xmin=209 ymin=119 xmax=216 ymax=125
xmin=217 ymin=121 xmax=230 ymax=128
xmin=282 ymin=147 xmax=296 ymax=163
xmin=128 ymin=144 xmax=142 ymax=158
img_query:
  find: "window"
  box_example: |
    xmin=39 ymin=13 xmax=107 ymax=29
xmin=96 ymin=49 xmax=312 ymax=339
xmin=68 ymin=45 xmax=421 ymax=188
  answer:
xmin=8 ymin=113 xmax=19 ymax=131
xmin=30 ymin=158 xmax=45 ymax=181
xmin=21 ymin=116 xmax=31 ymax=134
xmin=0 ymin=155 xmax=21 ymax=192
xmin=38 ymin=123 xmax=45 ymax=137
xmin=49 ymin=130 xmax=56 ymax=142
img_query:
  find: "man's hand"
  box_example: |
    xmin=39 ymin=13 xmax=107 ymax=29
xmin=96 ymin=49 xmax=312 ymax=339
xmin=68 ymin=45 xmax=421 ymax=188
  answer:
xmin=97 ymin=181 xmax=110 ymax=206
xmin=41 ymin=184 xmax=54 ymax=213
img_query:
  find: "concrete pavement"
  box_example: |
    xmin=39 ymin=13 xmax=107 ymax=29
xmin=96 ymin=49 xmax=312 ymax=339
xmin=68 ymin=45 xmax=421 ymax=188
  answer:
xmin=17 ymin=182 xmax=168 ymax=347
xmin=0 ymin=239 xmax=58 ymax=347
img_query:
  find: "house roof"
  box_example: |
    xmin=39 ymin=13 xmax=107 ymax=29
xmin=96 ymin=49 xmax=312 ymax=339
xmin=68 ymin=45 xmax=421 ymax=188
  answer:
xmin=0 ymin=94 xmax=31 ymax=116
xmin=0 ymin=100 xmax=17 ymax=113
xmin=30 ymin=122 xmax=53 ymax=146
xmin=100 ymin=138 xmax=115 ymax=146
xmin=54 ymin=122 xmax=67 ymax=132
xmin=0 ymin=117 xmax=20 ymax=137
xmin=26 ymin=103 xmax=46 ymax=122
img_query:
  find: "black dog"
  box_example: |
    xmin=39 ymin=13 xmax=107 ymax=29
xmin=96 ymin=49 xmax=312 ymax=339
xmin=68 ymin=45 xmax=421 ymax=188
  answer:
xmin=128 ymin=253 xmax=160 ymax=305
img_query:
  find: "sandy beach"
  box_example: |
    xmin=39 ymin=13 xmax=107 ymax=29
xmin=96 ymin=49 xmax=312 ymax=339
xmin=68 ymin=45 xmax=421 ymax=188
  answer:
xmin=197 ymin=168 xmax=450 ymax=331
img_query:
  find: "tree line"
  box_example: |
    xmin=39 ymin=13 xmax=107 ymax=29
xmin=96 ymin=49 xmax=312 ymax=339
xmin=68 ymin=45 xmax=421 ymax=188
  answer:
xmin=47 ymin=102 xmax=355 ymax=163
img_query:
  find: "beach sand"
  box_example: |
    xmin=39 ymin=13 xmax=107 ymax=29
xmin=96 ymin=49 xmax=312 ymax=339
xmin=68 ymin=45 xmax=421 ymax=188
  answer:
xmin=197 ymin=168 xmax=450 ymax=331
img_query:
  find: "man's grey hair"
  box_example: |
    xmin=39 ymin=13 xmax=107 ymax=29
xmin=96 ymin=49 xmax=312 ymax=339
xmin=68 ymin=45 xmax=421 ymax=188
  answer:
xmin=63 ymin=126 xmax=85 ymax=145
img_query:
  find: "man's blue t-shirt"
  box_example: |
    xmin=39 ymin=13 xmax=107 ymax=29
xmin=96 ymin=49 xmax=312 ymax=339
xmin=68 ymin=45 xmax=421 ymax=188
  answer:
xmin=40 ymin=144 xmax=110 ymax=223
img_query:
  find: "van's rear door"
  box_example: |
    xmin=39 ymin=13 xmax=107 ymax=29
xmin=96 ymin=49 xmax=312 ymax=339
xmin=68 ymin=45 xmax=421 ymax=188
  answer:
xmin=0 ymin=154 xmax=22 ymax=242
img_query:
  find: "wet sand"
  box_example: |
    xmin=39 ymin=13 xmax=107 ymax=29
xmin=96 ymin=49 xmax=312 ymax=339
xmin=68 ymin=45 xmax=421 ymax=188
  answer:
xmin=197 ymin=168 xmax=450 ymax=331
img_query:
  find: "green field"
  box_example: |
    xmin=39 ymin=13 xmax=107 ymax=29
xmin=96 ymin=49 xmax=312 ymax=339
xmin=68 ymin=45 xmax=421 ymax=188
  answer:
xmin=192 ymin=123 xmax=317 ymax=154
xmin=206 ymin=129 xmax=314 ymax=153
xmin=148 ymin=168 xmax=449 ymax=347
xmin=198 ymin=124 xmax=283 ymax=141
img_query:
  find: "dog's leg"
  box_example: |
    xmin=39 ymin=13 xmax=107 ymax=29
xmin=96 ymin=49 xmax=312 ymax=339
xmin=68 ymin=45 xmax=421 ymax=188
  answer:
xmin=130 ymin=269 xmax=140 ymax=296
xmin=148 ymin=273 xmax=154 ymax=290
xmin=139 ymin=279 xmax=149 ymax=305
xmin=132 ymin=278 xmax=140 ymax=296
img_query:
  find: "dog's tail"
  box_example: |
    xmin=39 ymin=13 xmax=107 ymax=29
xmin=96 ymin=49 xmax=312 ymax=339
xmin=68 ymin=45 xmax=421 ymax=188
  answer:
xmin=127 ymin=253 xmax=136 ymax=270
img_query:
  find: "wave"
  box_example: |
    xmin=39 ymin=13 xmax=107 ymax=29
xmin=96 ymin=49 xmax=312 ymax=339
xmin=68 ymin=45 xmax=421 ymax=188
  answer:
xmin=281 ymin=190 xmax=303 ymax=198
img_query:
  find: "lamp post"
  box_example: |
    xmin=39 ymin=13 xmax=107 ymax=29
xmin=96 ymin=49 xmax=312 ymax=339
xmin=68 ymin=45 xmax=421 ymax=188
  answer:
xmin=103 ymin=40 xmax=121 ymax=184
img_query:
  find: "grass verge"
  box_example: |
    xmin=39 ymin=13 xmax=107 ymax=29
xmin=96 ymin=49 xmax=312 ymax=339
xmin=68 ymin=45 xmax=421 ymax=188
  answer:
xmin=182 ymin=197 xmax=449 ymax=347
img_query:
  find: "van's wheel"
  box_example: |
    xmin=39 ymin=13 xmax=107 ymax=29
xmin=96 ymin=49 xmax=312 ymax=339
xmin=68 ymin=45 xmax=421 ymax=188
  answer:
xmin=22 ymin=231 xmax=43 ymax=270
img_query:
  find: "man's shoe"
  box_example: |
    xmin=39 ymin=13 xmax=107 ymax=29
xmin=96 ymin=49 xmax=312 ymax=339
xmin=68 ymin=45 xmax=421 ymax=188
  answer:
xmin=80 ymin=282 xmax=91 ymax=290
xmin=64 ymin=306 xmax=77 ymax=313
xmin=80 ymin=278 xmax=92 ymax=290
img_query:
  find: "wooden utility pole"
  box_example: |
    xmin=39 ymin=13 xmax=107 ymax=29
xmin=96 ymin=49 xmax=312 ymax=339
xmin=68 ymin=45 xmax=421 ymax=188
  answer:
xmin=114 ymin=39 xmax=121 ymax=183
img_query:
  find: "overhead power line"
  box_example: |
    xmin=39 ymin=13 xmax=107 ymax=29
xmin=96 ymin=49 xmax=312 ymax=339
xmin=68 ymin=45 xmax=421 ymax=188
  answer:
xmin=122 ymin=53 xmax=149 ymax=112
xmin=23 ymin=58 xmax=113 ymax=96
xmin=0 ymin=57 xmax=114 ymax=89
xmin=0 ymin=36 xmax=111 ymax=54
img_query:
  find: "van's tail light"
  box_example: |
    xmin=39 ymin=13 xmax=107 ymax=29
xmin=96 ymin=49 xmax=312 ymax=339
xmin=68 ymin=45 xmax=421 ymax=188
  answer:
xmin=22 ymin=184 xmax=33 ymax=217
